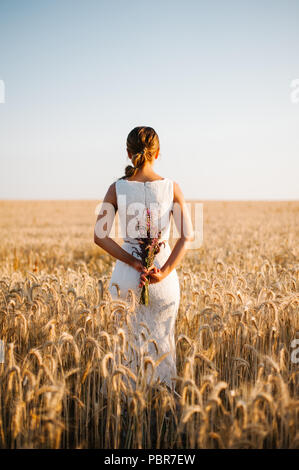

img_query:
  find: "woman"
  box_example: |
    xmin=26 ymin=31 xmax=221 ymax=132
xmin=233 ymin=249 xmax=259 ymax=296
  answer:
xmin=94 ymin=126 xmax=194 ymax=392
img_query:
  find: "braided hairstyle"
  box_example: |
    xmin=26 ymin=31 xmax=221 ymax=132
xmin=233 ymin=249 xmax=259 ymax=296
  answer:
xmin=119 ymin=126 xmax=160 ymax=180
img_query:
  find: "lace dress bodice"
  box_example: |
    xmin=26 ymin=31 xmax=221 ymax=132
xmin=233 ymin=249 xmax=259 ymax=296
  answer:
xmin=115 ymin=177 xmax=174 ymax=246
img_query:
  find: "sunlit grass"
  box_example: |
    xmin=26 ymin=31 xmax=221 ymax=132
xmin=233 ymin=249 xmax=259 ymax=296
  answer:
xmin=0 ymin=200 xmax=298 ymax=448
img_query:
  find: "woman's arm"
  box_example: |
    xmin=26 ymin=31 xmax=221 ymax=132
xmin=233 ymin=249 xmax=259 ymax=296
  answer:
xmin=140 ymin=182 xmax=194 ymax=286
xmin=160 ymin=181 xmax=194 ymax=277
xmin=94 ymin=183 xmax=146 ymax=273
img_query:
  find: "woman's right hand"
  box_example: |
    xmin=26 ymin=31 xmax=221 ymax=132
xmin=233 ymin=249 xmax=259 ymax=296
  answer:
xmin=139 ymin=265 xmax=167 ymax=287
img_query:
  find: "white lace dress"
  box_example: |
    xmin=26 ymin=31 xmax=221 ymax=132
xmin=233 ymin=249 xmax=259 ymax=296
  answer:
xmin=108 ymin=177 xmax=180 ymax=390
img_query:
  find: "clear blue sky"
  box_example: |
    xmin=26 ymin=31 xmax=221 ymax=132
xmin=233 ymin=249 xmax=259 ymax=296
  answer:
xmin=0 ymin=0 xmax=298 ymax=200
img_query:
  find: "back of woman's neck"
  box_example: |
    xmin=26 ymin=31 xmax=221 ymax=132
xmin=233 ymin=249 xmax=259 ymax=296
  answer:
xmin=127 ymin=169 xmax=163 ymax=182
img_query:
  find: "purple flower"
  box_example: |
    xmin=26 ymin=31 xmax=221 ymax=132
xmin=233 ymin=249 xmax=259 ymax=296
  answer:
xmin=131 ymin=207 xmax=164 ymax=305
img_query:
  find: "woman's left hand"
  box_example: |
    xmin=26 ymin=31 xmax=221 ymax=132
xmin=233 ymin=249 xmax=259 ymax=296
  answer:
xmin=139 ymin=265 xmax=165 ymax=287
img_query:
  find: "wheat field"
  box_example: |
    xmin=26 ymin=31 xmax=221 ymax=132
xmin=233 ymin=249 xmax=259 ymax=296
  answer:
xmin=0 ymin=200 xmax=298 ymax=449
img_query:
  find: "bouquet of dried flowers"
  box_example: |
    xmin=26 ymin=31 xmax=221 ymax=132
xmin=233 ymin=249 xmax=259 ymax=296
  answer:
xmin=131 ymin=208 xmax=165 ymax=306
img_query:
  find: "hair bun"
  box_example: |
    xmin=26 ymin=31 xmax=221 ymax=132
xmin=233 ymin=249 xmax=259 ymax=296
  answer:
xmin=120 ymin=126 xmax=160 ymax=180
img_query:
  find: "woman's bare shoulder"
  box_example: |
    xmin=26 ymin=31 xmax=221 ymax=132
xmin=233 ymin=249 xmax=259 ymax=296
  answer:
xmin=173 ymin=181 xmax=185 ymax=202
xmin=103 ymin=181 xmax=117 ymax=209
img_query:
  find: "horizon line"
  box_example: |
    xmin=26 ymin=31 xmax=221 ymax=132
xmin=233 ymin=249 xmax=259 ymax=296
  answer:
xmin=1 ymin=198 xmax=298 ymax=203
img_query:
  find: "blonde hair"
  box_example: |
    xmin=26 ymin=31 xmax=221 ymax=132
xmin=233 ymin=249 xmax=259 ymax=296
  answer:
xmin=119 ymin=126 xmax=160 ymax=180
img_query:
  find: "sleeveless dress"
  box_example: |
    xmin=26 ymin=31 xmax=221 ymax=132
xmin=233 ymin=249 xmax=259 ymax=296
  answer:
xmin=108 ymin=177 xmax=180 ymax=390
